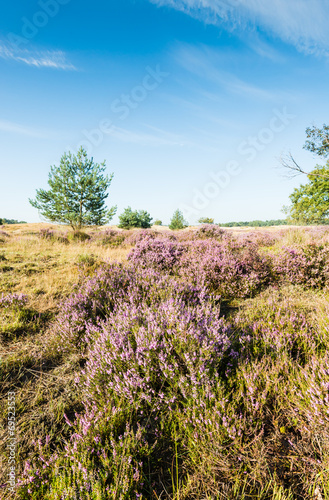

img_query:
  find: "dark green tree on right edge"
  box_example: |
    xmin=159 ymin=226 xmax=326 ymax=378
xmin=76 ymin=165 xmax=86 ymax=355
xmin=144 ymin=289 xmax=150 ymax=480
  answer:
xmin=169 ymin=209 xmax=188 ymax=230
xmin=283 ymin=162 xmax=329 ymax=224
xmin=282 ymin=123 xmax=329 ymax=224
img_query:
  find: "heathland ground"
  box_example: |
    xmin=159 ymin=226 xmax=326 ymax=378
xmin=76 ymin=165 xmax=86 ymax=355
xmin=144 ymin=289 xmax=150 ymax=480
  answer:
xmin=1 ymin=223 xmax=329 ymax=499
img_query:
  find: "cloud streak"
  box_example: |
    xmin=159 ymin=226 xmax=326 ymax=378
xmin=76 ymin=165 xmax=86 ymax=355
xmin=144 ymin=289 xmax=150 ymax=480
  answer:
xmin=150 ymin=0 xmax=329 ymax=57
xmin=0 ymin=119 xmax=66 ymax=139
xmin=0 ymin=42 xmax=76 ymax=70
xmin=104 ymin=125 xmax=190 ymax=147
xmin=173 ymin=43 xmax=288 ymax=101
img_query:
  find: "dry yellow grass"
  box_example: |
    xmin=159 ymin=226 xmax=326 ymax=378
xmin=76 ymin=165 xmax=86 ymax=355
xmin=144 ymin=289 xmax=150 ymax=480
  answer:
xmin=0 ymin=224 xmax=131 ymax=315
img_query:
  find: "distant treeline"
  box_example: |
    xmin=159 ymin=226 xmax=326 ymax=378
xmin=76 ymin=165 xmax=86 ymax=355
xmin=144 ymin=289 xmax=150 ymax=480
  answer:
xmin=218 ymin=219 xmax=289 ymax=227
xmin=0 ymin=218 xmax=27 ymax=225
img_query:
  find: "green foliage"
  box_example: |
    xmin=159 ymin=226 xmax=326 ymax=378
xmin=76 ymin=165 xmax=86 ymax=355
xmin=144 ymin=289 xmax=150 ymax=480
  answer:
xmin=153 ymin=219 xmax=162 ymax=226
xmin=218 ymin=219 xmax=288 ymax=227
xmin=29 ymin=147 xmax=117 ymax=230
xmin=169 ymin=209 xmax=188 ymax=230
xmin=304 ymin=123 xmax=329 ymax=158
xmin=198 ymin=217 xmax=214 ymax=224
xmin=67 ymin=231 xmax=91 ymax=242
xmin=118 ymin=207 xmax=152 ymax=229
xmin=285 ymin=162 xmax=329 ymax=224
xmin=0 ymin=218 xmax=27 ymax=224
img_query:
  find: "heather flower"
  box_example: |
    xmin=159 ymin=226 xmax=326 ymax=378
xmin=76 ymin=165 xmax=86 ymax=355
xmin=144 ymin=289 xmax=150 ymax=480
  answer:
xmin=0 ymin=292 xmax=28 ymax=308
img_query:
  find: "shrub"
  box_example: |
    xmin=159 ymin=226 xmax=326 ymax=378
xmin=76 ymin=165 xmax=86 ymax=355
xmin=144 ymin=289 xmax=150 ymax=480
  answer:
xmin=179 ymin=239 xmax=272 ymax=299
xmin=118 ymin=207 xmax=153 ymax=229
xmin=169 ymin=209 xmax=188 ymax=230
xmin=39 ymin=228 xmax=54 ymax=239
xmin=67 ymin=230 xmax=91 ymax=242
xmin=194 ymin=224 xmax=226 ymax=240
xmin=233 ymin=297 xmax=317 ymax=362
xmin=198 ymin=217 xmax=214 ymax=224
xmin=76 ymin=253 xmax=98 ymax=267
xmin=128 ymin=237 xmax=185 ymax=271
xmin=153 ymin=219 xmax=162 ymax=226
xmin=20 ymin=264 xmax=232 ymax=498
xmin=92 ymin=229 xmax=126 ymax=247
xmin=39 ymin=228 xmax=68 ymax=243
xmin=275 ymin=243 xmax=329 ymax=288
xmin=124 ymin=228 xmax=157 ymax=246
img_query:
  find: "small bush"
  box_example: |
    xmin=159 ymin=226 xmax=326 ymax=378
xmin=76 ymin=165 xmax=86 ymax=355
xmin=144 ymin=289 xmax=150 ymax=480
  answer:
xmin=100 ymin=229 xmax=126 ymax=247
xmin=128 ymin=237 xmax=184 ymax=271
xmin=39 ymin=228 xmax=68 ymax=244
xmin=275 ymin=243 xmax=329 ymax=288
xmin=198 ymin=217 xmax=214 ymax=224
xmin=179 ymin=239 xmax=272 ymax=299
xmin=194 ymin=224 xmax=226 ymax=240
xmin=67 ymin=230 xmax=91 ymax=242
xmin=39 ymin=228 xmax=54 ymax=239
xmin=153 ymin=219 xmax=162 ymax=225
xmin=118 ymin=207 xmax=153 ymax=229
xmin=124 ymin=229 xmax=158 ymax=246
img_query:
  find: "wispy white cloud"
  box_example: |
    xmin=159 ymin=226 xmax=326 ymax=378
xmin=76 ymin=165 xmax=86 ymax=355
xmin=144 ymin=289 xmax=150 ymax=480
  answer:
xmin=173 ymin=43 xmax=287 ymax=100
xmin=103 ymin=124 xmax=220 ymax=151
xmin=0 ymin=119 xmax=46 ymax=137
xmin=0 ymin=41 xmax=76 ymax=70
xmin=0 ymin=119 xmax=65 ymax=139
xmin=149 ymin=0 xmax=329 ymax=57
xmin=104 ymin=125 xmax=189 ymax=147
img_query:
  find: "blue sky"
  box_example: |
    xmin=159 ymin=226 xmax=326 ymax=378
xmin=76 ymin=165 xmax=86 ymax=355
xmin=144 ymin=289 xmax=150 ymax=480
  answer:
xmin=1 ymin=0 xmax=329 ymax=225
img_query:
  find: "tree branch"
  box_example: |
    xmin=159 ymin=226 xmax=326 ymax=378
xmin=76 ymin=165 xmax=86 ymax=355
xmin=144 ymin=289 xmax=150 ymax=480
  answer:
xmin=279 ymin=152 xmax=329 ymax=180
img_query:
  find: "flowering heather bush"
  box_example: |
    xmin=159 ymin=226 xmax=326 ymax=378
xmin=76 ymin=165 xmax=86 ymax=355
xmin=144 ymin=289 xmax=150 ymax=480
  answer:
xmin=39 ymin=228 xmax=68 ymax=244
xmin=53 ymin=263 xmax=221 ymax=354
xmin=124 ymin=228 xmax=158 ymax=246
xmin=0 ymin=292 xmax=28 ymax=308
xmin=19 ymin=264 xmax=233 ymax=498
xmin=234 ymin=298 xmax=318 ymax=362
xmin=90 ymin=228 xmax=126 ymax=247
xmin=238 ymin=231 xmax=278 ymax=247
xmin=178 ymin=239 xmax=272 ymax=298
xmin=128 ymin=237 xmax=185 ymax=271
xmin=275 ymin=243 xmax=329 ymax=288
xmin=39 ymin=228 xmax=54 ymax=239
xmin=80 ymin=292 xmax=231 ymax=408
xmin=193 ymin=224 xmax=227 ymax=240
xmin=283 ymin=354 xmax=329 ymax=433
xmin=53 ymin=264 xmax=137 ymax=353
